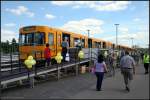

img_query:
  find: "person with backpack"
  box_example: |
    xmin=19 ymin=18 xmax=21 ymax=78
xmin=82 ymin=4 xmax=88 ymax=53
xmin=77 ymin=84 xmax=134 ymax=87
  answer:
xmin=44 ymin=43 xmax=51 ymax=67
xmin=94 ymin=54 xmax=108 ymax=91
xmin=108 ymin=52 xmax=115 ymax=76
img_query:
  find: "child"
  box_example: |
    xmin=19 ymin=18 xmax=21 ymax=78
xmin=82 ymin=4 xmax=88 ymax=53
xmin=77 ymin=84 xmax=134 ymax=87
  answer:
xmin=44 ymin=43 xmax=51 ymax=67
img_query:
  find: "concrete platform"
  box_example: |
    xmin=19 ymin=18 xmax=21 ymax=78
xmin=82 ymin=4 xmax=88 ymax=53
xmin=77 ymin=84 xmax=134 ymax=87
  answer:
xmin=1 ymin=63 xmax=149 ymax=99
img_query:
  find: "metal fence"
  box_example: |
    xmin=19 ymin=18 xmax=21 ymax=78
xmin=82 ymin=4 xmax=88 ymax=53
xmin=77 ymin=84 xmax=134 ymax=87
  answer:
xmin=1 ymin=44 xmax=121 ymax=90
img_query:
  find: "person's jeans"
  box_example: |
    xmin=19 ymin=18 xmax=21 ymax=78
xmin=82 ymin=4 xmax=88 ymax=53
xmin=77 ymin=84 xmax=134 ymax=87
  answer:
xmin=144 ymin=63 xmax=149 ymax=73
xmin=62 ymin=52 xmax=67 ymax=62
xmin=45 ymin=58 xmax=51 ymax=66
xmin=95 ymin=72 xmax=104 ymax=90
xmin=121 ymin=68 xmax=133 ymax=88
xmin=62 ymin=47 xmax=67 ymax=62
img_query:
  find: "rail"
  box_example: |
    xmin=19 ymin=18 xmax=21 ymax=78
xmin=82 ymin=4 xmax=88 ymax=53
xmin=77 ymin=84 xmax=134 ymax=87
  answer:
xmin=1 ymin=45 xmax=126 ymax=90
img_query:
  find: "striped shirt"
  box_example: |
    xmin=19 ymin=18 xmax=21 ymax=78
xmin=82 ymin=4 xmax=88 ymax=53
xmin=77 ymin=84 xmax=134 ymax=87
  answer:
xmin=120 ymin=55 xmax=135 ymax=68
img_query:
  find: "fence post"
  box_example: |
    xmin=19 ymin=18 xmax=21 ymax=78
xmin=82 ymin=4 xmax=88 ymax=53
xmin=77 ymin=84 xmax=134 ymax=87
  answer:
xmin=18 ymin=43 xmax=21 ymax=72
xmin=27 ymin=68 xmax=34 ymax=88
xmin=75 ymin=48 xmax=79 ymax=76
xmin=10 ymin=44 xmax=13 ymax=72
xmin=57 ymin=64 xmax=60 ymax=80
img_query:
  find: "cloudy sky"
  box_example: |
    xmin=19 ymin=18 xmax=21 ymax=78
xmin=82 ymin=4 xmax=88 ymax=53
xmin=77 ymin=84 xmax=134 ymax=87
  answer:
xmin=1 ymin=1 xmax=149 ymax=48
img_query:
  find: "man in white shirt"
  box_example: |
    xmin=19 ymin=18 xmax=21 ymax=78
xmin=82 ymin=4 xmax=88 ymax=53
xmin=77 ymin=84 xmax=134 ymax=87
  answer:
xmin=120 ymin=50 xmax=136 ymax=92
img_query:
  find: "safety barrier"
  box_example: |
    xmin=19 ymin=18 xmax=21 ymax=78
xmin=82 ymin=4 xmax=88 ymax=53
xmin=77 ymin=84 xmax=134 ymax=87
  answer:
xmin=1 ymin=46 xmax=121 ymax=90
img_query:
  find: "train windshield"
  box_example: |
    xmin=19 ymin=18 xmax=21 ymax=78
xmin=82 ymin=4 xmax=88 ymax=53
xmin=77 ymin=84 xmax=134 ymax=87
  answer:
xmin=19 ymin=32 xmax=45 ymax=46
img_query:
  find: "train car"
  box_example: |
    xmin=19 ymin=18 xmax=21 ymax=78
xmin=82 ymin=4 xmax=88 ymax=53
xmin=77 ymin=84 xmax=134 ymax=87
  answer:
xmin=19 ymin=25 xmax=135 ymax=61
xmin=19 ymin=25 xmax=89 ymax=60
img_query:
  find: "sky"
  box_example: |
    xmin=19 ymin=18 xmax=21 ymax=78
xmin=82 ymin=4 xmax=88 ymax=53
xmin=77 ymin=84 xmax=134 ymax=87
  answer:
xmin=1 ymin=1 xmax=149 ymax=48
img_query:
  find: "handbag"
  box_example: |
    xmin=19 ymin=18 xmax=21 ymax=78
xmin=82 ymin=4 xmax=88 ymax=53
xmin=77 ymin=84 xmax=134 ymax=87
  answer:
xmin=90 ymin=66 xmax=95 ymax=74
xmin=65 ymin=52 xmax=70 ymax=61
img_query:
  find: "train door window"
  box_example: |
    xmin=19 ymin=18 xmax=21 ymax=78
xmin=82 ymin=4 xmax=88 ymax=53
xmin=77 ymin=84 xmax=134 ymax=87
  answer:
xmin=103 ymin=42 xmax=106 ymax=48
xmin=26 ymin=33 xmax=34 ymax=45
xmin=82 ymin=39 xmax=85 ymax=48
xmin=112 ymin=44 xmax=115 ymax=49
xmin=98 ymin=42 xmax=101 ymax=48
xmin=94 ymin=42 xmax=97 ymax=48
xmin=48 ymin=33 xmax=54 ymax=46
xmin=62 ymin=33 xmax=70 ymax=47
xmin=34 ymin=32 xmax=45 ymax=45
xmin=74 ymin=38 xmax=79 ymax=47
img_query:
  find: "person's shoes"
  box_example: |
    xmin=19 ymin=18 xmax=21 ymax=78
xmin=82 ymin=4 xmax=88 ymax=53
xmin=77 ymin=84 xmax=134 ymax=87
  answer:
xmin=126 ymin=86 xmax=130 ymax=92
xmin=96 ymin=89 xmax=102 ymax=91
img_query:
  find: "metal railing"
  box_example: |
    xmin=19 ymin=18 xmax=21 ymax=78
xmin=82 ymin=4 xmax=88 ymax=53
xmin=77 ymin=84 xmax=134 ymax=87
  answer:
xmin=1 ymin=46 xmax=122 ymax=89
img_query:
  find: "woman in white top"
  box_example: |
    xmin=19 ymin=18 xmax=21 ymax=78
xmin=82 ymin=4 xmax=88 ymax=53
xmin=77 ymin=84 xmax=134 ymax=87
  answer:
xmin=94 ymin=54 xmax=108 ymax=91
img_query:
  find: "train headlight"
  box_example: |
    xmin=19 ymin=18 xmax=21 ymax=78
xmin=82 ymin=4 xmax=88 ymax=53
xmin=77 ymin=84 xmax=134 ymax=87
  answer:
xmin=55 ymin=52 xmax=63 ymax=63
xmin=24 ymin=55 xmax=36 ymax=69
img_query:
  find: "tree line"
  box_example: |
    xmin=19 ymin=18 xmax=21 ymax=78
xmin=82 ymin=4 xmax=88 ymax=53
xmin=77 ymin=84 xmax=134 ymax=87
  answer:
xmin=1 ymin=38 xmax=19 ymax=54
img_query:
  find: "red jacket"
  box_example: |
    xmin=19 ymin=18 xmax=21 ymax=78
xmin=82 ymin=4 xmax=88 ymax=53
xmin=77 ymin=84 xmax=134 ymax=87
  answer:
xmin=44 ymin=47 xmax=51 ymax=58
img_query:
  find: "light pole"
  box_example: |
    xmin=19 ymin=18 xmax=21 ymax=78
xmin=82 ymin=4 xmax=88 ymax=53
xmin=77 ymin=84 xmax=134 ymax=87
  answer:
xmin=87 ymin=29 xmax=90 ymax=39
xmin=114 ymin=24 xmax=119 ymax=50
xmin=87 ymin=29 xmax=91 ymax=67
xmin=87 ymin=29 xmax=90 ymax=47
xmin=131 ymin=37 xmax=134 ymax=48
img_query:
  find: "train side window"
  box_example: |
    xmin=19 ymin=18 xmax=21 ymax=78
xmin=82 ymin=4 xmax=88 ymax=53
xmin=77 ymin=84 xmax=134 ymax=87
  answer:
xmin=19 ymin=34 xmax=25 ymax=45
xmin=48 ymin=33 xmax=54 ymax=46
xmin=74 ymin=38 xmax=79 ymax=47
xmin=34 ymin=33 xmax=45 ymax=45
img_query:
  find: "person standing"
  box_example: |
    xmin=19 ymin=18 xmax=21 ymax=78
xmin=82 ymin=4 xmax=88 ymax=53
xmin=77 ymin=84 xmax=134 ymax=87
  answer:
xmin=61 ymin=38 xmax=69 ymax=62
xmin=108 ymin=52 xmax=115 ymax=76
xmin=120 ymin=51 xmax=136 ymax=92
xmin=120 ymin=50 xmax=125 ymax=59
xmin=143 ymin=52 xmax=149 ymax=74
xmin=94 ymin=54 xmax=108 ymax=91
xmin=44 ymin=43 xmax=51 ymax=67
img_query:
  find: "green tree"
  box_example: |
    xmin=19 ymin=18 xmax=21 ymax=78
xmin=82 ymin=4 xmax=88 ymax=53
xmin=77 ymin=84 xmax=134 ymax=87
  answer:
xmin=6 ymin=40 xmax=10 ymax=53
xmin=11 ymin=38 xmax=19 ymax=53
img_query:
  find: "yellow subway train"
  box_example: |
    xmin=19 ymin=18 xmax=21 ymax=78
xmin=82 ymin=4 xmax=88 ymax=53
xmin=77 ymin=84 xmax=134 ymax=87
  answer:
xmin=19 ymin=25 xmax=135 ymax=60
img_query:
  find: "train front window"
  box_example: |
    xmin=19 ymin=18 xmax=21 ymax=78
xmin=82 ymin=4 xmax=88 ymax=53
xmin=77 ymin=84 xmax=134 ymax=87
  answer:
xmin=19 ymin=33 xmax=34 ymax=45
xmin=34 ymin=33 xmax=45 ymax=45
xmin=26 ymin=34 xmax=34 ymax=45
xmin=19 ymin=34 xmax=25 ymax=45
xmin=19 ymin=32 xmax=45 ymax=46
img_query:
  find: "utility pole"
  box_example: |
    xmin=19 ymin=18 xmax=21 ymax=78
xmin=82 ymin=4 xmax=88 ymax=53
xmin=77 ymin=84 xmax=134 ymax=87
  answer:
xmin=87 ymin=29 xmax=90 ymax=39
xmin=131 ymin=37 xmax=134 ymax=48
xmin=114 ymin=24 xmax=119 ymax=50
xmin=87 ymin=29 xmax=90 ymax=48
xmin=87 ymin=29 xmax=91 ymax=67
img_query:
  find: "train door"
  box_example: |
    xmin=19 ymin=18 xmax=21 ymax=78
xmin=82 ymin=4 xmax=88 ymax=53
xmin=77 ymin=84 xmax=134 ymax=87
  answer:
xmin=102 ymin=42 xmax=106 ymax=48
xmin=62 ymin=33 xmax=70 ymax=47
xmin=81 ymin=38 xmax=85 ymax=48
xmin=112 ymin=44 xmax=115 ymax=49
xmin=88 ymin=39 xmax=92 ymax=48
xmin=56 ymin=31 xmax=62 ymax=54
xmin=48 ymin=32 xmax=56 ymax=57
xmin=98 ymin=42 xmax=101 ymax=48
